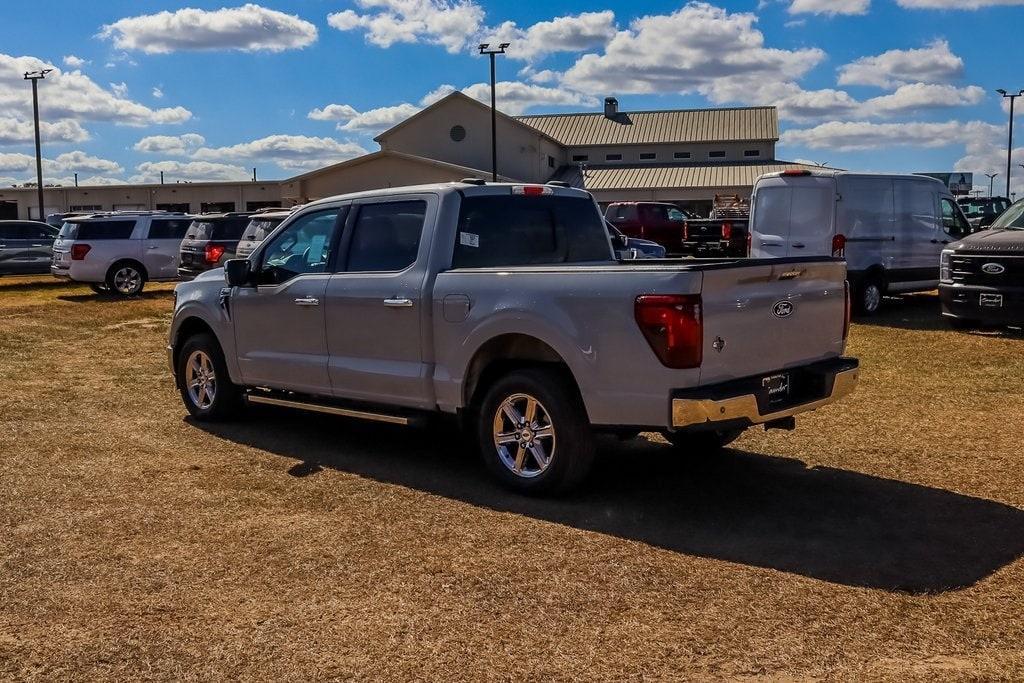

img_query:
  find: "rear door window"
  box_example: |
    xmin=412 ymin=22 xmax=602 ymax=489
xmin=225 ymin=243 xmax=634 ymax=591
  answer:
xmin=453 ymin=194 xmax=612 ymax=268
xmin=752 ymin=187 xmax=793 ymax=239
xmin=147 ymin=219 xmax=192 ymax=240
xmin=71 ymin=220 xmax=137 ymax=240
xmin=0 ymin=224 xmax=20 ymax=240
xmin=345 ymin=201 xmax=427 ymax=272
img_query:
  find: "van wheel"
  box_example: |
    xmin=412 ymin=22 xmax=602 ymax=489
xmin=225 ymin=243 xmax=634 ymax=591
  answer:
xmin=176 ymin=333 xmax=242 ymax=421
xmin=856 ymin=277 xmax=884 ymax=316
xmin=663 ymin=428 xmax=745 ymax=454
xmin=476 ymin=368 xmax=594 ymax=495
xmin=106 ymin=261 xmax=145 ymax=296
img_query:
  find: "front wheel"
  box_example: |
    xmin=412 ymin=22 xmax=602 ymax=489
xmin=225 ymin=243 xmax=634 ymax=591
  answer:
xmin=856 ymin=277 xmax=884 ymax=316
xmin=476 ymin=368 xmax=594 ymax=495
xmin=176 ymin=333 xmax=242 ymax=421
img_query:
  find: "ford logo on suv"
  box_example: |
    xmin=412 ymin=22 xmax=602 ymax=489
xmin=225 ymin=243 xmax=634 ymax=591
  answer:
xmin=773 ymin=300 xmax=794 ymax=318
xmin=982 ymin=263 xmax=1006 ymax=275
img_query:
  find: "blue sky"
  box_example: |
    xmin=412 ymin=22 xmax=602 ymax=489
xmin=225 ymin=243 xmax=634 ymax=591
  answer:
xmin=1 ymin=0 xmax=1022 ymax=195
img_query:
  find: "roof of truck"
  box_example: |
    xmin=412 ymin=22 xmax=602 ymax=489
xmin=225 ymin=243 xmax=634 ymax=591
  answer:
xmin=303 ymin=181 xmax=594 ymax=209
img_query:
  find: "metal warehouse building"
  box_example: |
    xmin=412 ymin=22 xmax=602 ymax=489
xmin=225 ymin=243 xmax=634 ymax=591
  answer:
xmin=0 ymin=93 xmax=815 ymax=220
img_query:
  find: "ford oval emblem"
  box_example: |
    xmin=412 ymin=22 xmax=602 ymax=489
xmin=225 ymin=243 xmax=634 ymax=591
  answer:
xmin=773 ymin=300 xmax=794 ymax=318
xmin=982 ymin=263 xmax=1006 ymax=275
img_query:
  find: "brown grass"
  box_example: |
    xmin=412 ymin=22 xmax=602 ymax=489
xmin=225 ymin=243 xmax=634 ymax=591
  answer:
xmin=1 ymin=276 xmax=1023 ymax=681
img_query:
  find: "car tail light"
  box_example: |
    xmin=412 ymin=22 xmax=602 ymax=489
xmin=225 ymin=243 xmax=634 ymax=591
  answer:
xmin=722 ymin=222 xmax=733 ymax=240
xmin=204 ymin=244 xmax=226 ymax=264
xmin=683 ymin=221 xmax=689 ymax=241
xmin=832 ymin=233 xmax=846 ymax=258
xmin=843 ymin=280 xmax=851 ymax=341
xmin=70 ymin=244 xmax=91 ymax=260
xmin=511 ymin=185 xmax=552 ymax=196
xmin=634 ymin=295 xmax=703 ymax=369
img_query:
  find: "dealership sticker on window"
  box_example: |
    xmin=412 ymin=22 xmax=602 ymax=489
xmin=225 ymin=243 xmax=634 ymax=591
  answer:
xmin=459 ymin=232 xmax=479 ymax=248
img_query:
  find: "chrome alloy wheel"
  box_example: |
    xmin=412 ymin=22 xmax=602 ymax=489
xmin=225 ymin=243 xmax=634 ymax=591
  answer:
xmin=863 ymin=283 xmax=881 ymax=313
xmin=113 ymin=266 xmax=142 ymax=295
xmin=492 ymin=393 xmax=556 ymax=478
xmin=185 ymin=350 xmax=217 ymax=410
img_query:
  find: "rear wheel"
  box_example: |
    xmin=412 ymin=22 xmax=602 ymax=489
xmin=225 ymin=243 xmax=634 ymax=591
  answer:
xmin=106 ymin=261 xmax=145 ymax=296
xmin=176 ymin=333 xmax=242 ymax=421
xmin=663 ymin=428 xmax=745 ymax=454
xmin=476 ymin=368 xmax=594 ymax=495
xmin=856 ymin=276 xmax=884 ymax=316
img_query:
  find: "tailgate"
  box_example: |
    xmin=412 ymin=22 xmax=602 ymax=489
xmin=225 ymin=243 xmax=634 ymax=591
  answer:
xmin=699 ymin=259 xmax=847 ymax=384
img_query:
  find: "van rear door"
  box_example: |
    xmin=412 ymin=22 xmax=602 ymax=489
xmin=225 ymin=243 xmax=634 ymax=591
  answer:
xmin=751 ymin=175 xmax=835 ymax=258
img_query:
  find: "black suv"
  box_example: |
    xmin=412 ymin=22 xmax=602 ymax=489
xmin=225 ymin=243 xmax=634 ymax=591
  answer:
xmin=940 ymin=198 xmax=1024 ymax=329
xmin=177 ymin=213 xmax=253 ymax=280
xmin=957 ymin=196 xmax=1011 ymax=233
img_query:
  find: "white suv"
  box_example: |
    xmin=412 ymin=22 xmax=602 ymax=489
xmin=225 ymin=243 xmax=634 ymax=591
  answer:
xmin=51 ymin=212 xmax=193 ymax=296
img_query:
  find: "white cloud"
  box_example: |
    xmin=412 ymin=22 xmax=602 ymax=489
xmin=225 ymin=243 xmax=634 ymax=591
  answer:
xmin=133 ymin=133 xmax=206 ymax=155
xmin=130 ymin=160 xmax=252 ymax=183
xmin=483 ymin=11 xmax=617 ymax=62
xmin=861 ymin=83 xmax=985 ymax=116
xmin=780 ymin=119 xmax=1001 ymax=151
xmin=0 ymin=150 xmax=122 ymax=176
xmin=49 ymin=175 xmax=127 ymax=186
xmin=897 ymin=0 xmax=1024 ymax=7
xmin=788 ymin=0 xmax=870 ymax=14
xmin=100 ymin=4 xmax=318 ymax=54
xmin=192 ymin=134 xmax=369 ymax=170
xmin=337 ymin=104 xmax=422 ymax=133
xmin=837 ymin=40 xmax=963 ymax=88
xmin=0 ymin=118 xmax=90 ymax=146
xmin=152 ymin=87 xmax=163 ymax=99
xmin=110 ymin=81 xmax=128 ymax=97
xmin=307 ymin=104 xmax=360 ymax=121
xmin=328 ymin=0 xmax=485 ymax=54
xmin=559 ymin=3 xmax=824 ymax=99
xmin=62 ymin=55 xmax=87 ymax=68
xmin=0 ymin=53 xmax=192 ymax=127
xmin=461 ymin=81 xmax=596 ymax=114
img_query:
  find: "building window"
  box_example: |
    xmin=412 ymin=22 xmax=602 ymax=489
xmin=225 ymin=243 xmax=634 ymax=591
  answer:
xmin=70 ymin=204 xmax=102 ymax=211
xmin=450 ymin=125 xmax=466 ymax=142
xmin=709 ymin=151 xmax=726 ymax=159
xmin=639 ymin=153 xmax=656 ymax=160
xmin=674 ymin=152 xmax=691 ymax=160
xmin=606 ymin=153 xmax=623 ymax=161
xmin=572 ymin=155 xmax=589 ymax=162
xmin=744 ymin=150 xmax=760 ymax=158
xmin=548 ymin=155 xmax=555 ymax=168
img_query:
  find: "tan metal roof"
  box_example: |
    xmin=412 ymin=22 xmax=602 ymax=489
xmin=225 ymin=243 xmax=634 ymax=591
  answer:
xmin=566 ymin=161 xmax=817 ymax=191
xmin=516 ymin=107 xmax=779 ymax=147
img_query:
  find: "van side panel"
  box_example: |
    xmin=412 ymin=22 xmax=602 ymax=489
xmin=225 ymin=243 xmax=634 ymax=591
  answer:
xmin=836 ymin=175 xmax=894 ymax=275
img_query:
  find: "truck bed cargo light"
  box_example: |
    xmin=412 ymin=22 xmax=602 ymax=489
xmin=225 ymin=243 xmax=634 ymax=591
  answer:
xmin=512 ymin=185 xmax=552 ymax=196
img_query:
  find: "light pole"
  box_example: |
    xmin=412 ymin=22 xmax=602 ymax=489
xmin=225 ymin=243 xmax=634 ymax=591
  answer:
xmin=986 ymin=172 xmax=999 ymax=197
xmin=478 ymin=42 xmax=509 ymax=182
xmin=997 ymin=89 xmax=1023 ymax=198
xmin=24 ymin=69 xmax=51 ymax=220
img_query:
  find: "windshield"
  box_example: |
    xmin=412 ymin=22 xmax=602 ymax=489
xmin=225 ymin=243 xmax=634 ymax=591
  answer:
xmin=988 ymin=200 xmax=1024 ymax=230
xmin=241 ymin=218 xmax=283 ymax=242
xmin=58 ymin=222 xmax=79 ymax=239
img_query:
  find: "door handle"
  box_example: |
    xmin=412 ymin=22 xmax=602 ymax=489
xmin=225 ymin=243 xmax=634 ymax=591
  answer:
xmin=294 ymin=297 xmax=320 ymax=306
xmin=792 ymin=243 xmax=806 ymax=249
xmin=147 ymin=245 xmax=159 ymax=249
xmin=383 ymin=297 xmax=413 ymax=308
xmin=31 ymin=244 xmax=45 ymax=247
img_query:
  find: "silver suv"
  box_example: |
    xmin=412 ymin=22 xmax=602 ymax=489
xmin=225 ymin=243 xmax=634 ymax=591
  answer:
xmin=51 ymin=212 xmax=193 ymax=295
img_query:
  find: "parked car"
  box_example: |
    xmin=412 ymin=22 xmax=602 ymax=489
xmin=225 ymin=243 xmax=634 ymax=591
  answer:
xmin=168 ymin=181 xmax=858 ymax=495
xmin=957 ymin=196 xmax=1011 ymax=233
xmin=681 ymin=194 xmax=750 ymax=257
xmin=177 ymin=212 xmax=253 ymax=280
xmin=750 ymin=169 xmax=970 ymax=314
xmin=235 ymin=209 xmax=294 ymax=260
xmin=604 ymin=202 xmax=690 ymax=254
xmin=607 ymin=222 xmax=667 ymax=259
xmin=0 ymin=220 xmax=58 ymax=276
xmin=51 ymin=212 xmax=193 ymax=295
xmin=940 ymin=197 xmax=1024 ymax=329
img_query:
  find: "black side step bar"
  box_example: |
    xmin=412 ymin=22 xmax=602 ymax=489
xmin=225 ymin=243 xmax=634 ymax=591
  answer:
xmin=245 ymin=393 xmax=412 ymax=426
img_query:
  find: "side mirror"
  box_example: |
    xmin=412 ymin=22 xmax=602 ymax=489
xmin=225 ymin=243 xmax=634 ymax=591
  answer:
xmin=611 ymin=232 xmax=628 ymax=250
xmin=224 ymin=258 xmax=252 ymax=287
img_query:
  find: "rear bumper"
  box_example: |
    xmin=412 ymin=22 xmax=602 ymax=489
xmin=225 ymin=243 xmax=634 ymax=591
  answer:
xmin=939 ymin=284 xmax=1024 ymax=325
xmin=671 ymin=357 xmax=859 ymax=429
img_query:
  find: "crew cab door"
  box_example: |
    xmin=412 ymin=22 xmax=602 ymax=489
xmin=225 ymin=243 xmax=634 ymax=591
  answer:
xmin=324 ymin=196 xmax=434 ymax=409
xmin=230 ymin=206 xmax=345 ymax=395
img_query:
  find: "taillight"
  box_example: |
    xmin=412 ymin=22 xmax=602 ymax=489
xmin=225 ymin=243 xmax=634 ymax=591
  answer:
xmin=832 ymin=233 xmax=846 ymax=258
xmin=843 ymin=280 xmax=851 ymax=341
xmin=722 ymin=222 xmax=733 ymax=240
xmin=634 ymin=295 xmax=703 ymax=369
xmin=204 ymin=244 xmax=225 ymax=264
xmin=70 ymin=244 xmax=91 ymax=260
xmin=683 ymin=221 xmax=689 ymax=241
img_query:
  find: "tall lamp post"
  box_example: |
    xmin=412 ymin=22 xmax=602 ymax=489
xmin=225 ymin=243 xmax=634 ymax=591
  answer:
xmin=986 ymin=172 xmax=999 ymax=197
xmin=478 ymin=42 xmax=509 ymax=182
xmin=997 ymin=89 xmax=1023 ymax=198
xmin=24 ymin=69 xmax=52 ymax=221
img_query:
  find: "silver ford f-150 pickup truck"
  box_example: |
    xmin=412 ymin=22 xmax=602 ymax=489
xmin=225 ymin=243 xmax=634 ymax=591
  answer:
xmin=169 ymin=181 xmax=858 ymax=494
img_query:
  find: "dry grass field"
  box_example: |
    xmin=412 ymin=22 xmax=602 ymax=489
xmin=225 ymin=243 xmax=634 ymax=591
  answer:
xmin=2 ymin=275 xmax=1023 ymax=681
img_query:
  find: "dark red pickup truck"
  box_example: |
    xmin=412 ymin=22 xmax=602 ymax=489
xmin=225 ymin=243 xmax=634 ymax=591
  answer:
xmin=604 ymin=202 xmax=690 ymax=254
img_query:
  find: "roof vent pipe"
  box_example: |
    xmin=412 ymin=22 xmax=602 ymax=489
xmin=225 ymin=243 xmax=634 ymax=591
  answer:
xmin=604 ymin=97 xmax=618 ymax=119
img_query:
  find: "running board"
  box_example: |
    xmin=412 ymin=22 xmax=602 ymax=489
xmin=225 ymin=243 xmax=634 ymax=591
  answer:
xmin=245 ymin=393 xmax=410 ymax=426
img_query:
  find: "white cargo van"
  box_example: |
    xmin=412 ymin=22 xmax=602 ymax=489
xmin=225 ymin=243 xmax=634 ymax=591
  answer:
xmin=749 ymin=170 xmax=970 ymax=314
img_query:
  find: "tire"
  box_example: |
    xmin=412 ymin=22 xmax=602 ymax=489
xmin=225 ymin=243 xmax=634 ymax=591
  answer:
xmin=176 ymin=333 xmax=242 ymax=421
xmin=856 ymin=276 xmax=884 ymax=316
xmin=948 ymin=317 xmax=980 ymax=330
xmin=476 ymin=367 xmax=595 ymax=495
xmin=663 ymin=428 xmax=745 ymax=454
xmin=88 ymin=283 xmax=110 ymax=295
xmin=106 ymin=261 xmax=146 ymax=297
